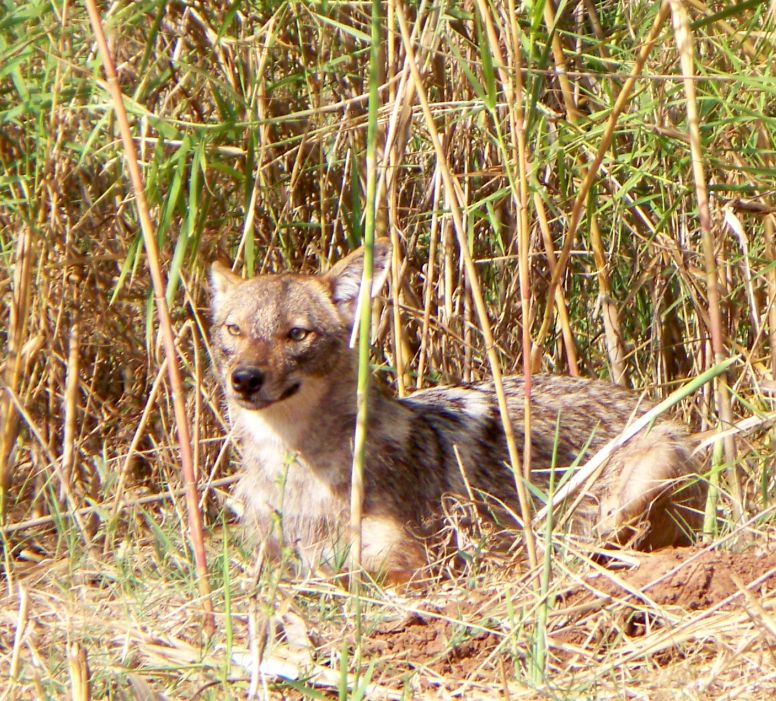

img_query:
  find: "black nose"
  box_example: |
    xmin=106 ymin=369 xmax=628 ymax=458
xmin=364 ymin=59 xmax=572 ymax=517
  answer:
xmin=231 ymin=367 xmax=264 ymax=395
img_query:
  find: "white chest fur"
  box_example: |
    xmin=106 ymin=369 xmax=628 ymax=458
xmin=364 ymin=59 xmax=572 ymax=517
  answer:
xmin=231 ymin=404 xmax=344 ymax=522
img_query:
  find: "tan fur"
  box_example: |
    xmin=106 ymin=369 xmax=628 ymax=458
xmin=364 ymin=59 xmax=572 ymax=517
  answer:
xmin=210 ymin=241 xmax=707 ymax=581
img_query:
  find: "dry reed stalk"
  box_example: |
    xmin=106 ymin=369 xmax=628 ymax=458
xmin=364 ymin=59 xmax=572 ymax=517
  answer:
xmin=8 ymin=585 xmax=29 ymax=685
xmin=732 ymin=572 xmax=776 ymax=641
xmin=0 ymin=227 xmax=34 ymax=521
xmin=417 ymin=166 xmax=442 ymax=388
xmin=543 ymin=0 xmax=627 ymax=381
xmin=379 ymin=61 xmax=414 ymax=394
xmin=189 ymin=320 xmax=204 ymax=488
xmin=61 ymin=316 xmax=80 ymax=487
xmin=757 ymin=122 xmax=776 ymax=378
xmin=395 ymin=0 xmax=538 ymax=571
xmin=531 ymin=1 xmax=672 ymax=366
xmin=83 ymin=0 xmax=213 ymax=634
xmin=669 ymin=0 xmax=741 ymax=517
xmin=376 ymin=3 xmax=425 ymax=397
xmin=589 ymin=215 xmax=627 ymax=384
xmin=462 ymin=183 xmax=473 ymax=383
xmin=67 ymin=642 xmax=91 ymax=701
xmin=541 ymin=1 xmax=581 ymax=123
xmin=767 ymin=214 xmax=776 ymax=376
xmin=503 ymin=4 xmax=536 ymax=485
xmin=377 ymin=6 xmax=428 ymax=396
xmin=471 ymin=0 xmax=538 ymax=482
xmin=533 ymin=193 xmax=580 ymax=375
xmin=389 ymin=229 xmax=407 ymax=396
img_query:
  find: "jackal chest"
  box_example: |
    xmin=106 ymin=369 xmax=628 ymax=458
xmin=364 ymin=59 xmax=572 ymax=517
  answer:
xmin=233 ymin=408 xmax=347 ymax=521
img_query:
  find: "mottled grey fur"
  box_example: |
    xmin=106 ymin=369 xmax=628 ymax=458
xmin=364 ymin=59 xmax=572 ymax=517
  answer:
xmin=210 ymin=241 xmax=706 ymax=580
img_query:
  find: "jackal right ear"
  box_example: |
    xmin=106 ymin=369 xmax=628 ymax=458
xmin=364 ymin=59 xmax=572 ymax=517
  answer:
xmin=210 ymin=261 xmax=243 ymax=311
xmin=325 ymin=238 xmax=392 ymax=326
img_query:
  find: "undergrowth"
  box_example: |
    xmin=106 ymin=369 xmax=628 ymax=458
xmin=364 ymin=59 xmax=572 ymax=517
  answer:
xmin=1 ymin=0 xmax=775 ymax=698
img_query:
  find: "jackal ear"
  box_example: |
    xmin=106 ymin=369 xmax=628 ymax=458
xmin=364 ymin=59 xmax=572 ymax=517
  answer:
xmin=325 ymin=238 xmax=392 ymax=325
xmin=210 ymin=261 xmax=243 ymax=311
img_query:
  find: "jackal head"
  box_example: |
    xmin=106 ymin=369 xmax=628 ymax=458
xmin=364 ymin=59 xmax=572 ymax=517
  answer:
xmin=209 ymin=240 xmax=391 ymax=411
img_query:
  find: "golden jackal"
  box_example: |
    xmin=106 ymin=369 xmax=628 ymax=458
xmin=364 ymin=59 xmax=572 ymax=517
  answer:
xmin=210 ymin=240 xmax=705 ymax=580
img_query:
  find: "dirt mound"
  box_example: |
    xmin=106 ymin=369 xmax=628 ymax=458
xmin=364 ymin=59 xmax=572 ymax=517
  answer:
xmin=583 ymin=544 xmax=776 ymax=610
xmin=363 ymin=544 xmax=776 ymax=688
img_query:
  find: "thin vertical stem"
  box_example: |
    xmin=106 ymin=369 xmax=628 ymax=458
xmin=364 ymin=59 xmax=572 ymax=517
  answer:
xmin=0 ymin=227 xmax=33 ymax=521
xmin=507 ymin=3 xmax=534 ymax=486
xmin=350 ymin=0 xmax=382 ymax=584
xmin=669 ymin=0 xmax=741 ymax=517
xmin=83 ymin=0 xmax=213 ymax=634
xmin=396 ymin=0 xmax=538 ymax=571
xmin=532 ymin=1 xmax=671 ymax=363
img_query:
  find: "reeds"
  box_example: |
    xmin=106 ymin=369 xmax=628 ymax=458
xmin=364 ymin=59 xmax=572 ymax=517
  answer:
xmin=0 ymin=0 xmax=774 ymax=697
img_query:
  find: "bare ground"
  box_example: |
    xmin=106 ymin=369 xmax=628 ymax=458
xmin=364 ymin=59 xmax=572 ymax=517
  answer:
xmin=352 ymin=541 xmax=776 ymax=699
xmin=3 ymin=526 xmax=776 ymax=699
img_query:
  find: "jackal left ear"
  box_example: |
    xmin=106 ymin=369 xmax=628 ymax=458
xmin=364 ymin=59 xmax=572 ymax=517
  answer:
xmin=325 ymin=238 xmax=392 ymax=326
xmin=210 ymin=260 xmax=243 ymax=312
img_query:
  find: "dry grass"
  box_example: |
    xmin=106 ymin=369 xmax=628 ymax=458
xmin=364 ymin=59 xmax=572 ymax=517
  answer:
xmin=1 ymin=0 xmax=775 ymax=698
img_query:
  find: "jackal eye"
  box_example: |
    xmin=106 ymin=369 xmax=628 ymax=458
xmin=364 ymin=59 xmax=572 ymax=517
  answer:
xmin=225 ymin=323 xmax=242 ymax=337
xmin=287 ymin=327 xmax=310 ymax=342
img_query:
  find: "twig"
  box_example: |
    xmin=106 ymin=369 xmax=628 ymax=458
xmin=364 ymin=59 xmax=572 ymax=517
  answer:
xmin=0 ymin=476 xmax=237 ymax=536
xmin=732 ymin=572 xmax=776 ymax=640
xmin=0 ymin=227 xmax=33 ymax=521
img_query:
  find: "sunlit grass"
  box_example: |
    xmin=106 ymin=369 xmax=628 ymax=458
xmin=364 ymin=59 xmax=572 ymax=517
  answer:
xmin=0 ymin=0 xmax=774 ymax=697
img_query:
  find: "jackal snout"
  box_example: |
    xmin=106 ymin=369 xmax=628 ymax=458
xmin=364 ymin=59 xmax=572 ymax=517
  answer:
xmin=230 ymin=365 xmax=302 ymax=407
xmin=231 ymin=366 xmax=264 ymax=396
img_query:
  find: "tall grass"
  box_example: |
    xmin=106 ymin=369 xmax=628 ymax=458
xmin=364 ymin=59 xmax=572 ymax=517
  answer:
xmin=1 ymin=0 xmax=774 ymax=697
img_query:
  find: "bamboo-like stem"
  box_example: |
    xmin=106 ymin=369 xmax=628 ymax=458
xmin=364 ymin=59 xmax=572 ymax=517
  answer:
xmin=377 ymin=2 xmax=428 ymax=397
xmin=766 ymin=213 xmax=776 ymax=377
xmin=389 ymin=229 xmax=405 ymax=397
xmin=350 ymin=0 xmax=382 ymax=584
xmin=417 ymin=166 xmax=442 ymax=388
xmin=396 ymin=0 xmax=538 ymax=571
xmin=754 ymin=122 xmax=776 ymax=380
xmin=542 ymin=0 xmax=623 ymax=378
xmin=532 ymin=1 xmax=671 ymax=364
xmin=669 ymin=0 xmax=741 ymax=518
xmin=542 ymin=0 xmax=581 ymax=122
xmin=0 ymin=227 xmax=33 ymax=521
xmin=534 ymin=193 xmax=579 ymax=374
xmin=83 ymin=0 xmax=213 ymax=634
xmin=68 ymin=642 xmax=91 ymax=701
xmin=506 ymin=4 xmax=535 ymax=488
xmin=473 ymin=0 xmax=537 ymax=490
xmin=61 ymin=316 xmax=80 ymax=487
xmin=589 ymin=214 xmax=626 ymax=384
xmin=9 ymin=584 xmax=29 ymax=683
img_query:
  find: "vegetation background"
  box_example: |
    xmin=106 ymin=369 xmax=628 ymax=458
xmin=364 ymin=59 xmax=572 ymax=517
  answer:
xmin=0 ymin=0 xmax=774 ymax=698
